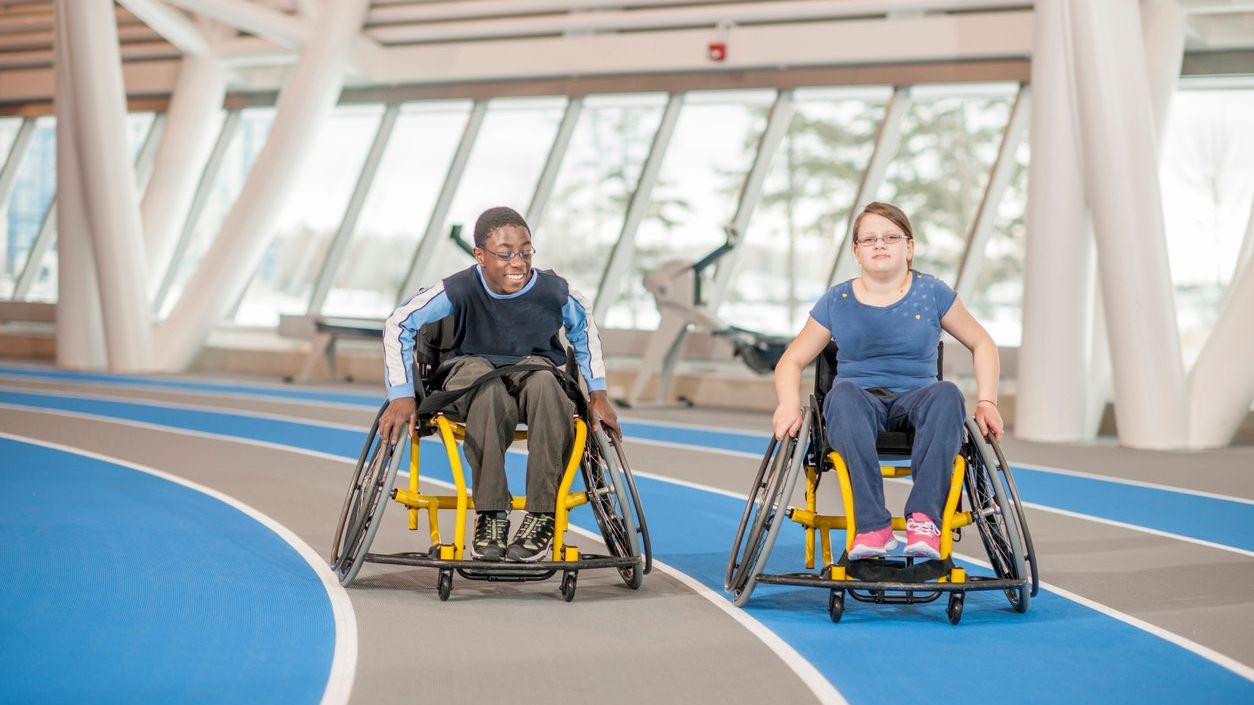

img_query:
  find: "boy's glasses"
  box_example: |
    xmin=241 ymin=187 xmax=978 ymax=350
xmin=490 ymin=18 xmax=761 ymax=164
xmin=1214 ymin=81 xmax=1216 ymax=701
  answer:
xmin=482 ymin=248 xmax=536 ymax=262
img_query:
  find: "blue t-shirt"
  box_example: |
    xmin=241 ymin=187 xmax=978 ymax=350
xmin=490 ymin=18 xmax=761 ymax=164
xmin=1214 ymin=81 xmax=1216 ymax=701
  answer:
xmin=808 ymin=271 xmax=957 ymax=395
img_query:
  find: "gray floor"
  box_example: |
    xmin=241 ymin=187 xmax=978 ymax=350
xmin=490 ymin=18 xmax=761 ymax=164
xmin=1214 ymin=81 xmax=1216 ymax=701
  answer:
xmin=3 ymin=370 xmax=1253 ymax=703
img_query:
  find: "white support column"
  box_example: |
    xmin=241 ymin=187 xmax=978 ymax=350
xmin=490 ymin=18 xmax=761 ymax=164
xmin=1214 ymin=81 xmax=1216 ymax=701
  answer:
xmin=593 ymin=92 xmax=684 ymax=322
xmin=156 ymin=0 xmax=371 ymax=370
xmin=53 ymin=0 xmax=106 ymax=369
xmin=709 ymin=89 xmax=795 ymax=310
xmin=954 ymin=86 xmax=1029 ymax=300
xmin=398 ymin=100 xmax=488 ymax=299
xmin=1016 ymin=0 xmax=1097 ymax=443
xmin=527 ymin=96 xmax=583 ymax=229
xmin=1188 ymin=252 xmax=1254 ymax=447
xmin=142 ymin=53 xmax=227 ymax=298
xmin=1236 ymin=197 xmax=1254 ymax=284
xmin=1141 ymin=0 xmax=1186 ymax=147
xmin=64 ymin=0 xmax=154 ymax=370
xmin=1067 ymin=0 xmax=1188 ymax=448
xmin=828 ymin=86 xmax=911 ymax=287
xmin=307 ymin=102 xmax=398 ymax=314
xmin=133 ymin=114 xmax=167 ymax=197
xmin=153 ymin=109 xmax=241 ymax=315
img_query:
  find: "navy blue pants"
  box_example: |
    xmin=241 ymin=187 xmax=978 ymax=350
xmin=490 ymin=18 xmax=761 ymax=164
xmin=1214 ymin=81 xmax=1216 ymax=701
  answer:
xmin=822 ymin=380 xmax=965 ymax=533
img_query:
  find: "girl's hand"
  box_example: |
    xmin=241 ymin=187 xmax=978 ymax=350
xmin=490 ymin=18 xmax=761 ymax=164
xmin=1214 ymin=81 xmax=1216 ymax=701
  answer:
xmin=772 ymin=403 xmax=805 ymax=440
xmin=975 ymin=400 xmax=1004 ymax=442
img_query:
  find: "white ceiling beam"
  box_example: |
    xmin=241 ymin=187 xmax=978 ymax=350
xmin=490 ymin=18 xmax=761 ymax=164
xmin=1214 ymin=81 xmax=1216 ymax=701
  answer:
xmin=1186 ymin=13 xmax=1254 ymax=48
xmin=368 ymin=0 xmax=736 ymax=24
xmin=0 ymin=59 xmax=184 ymax=104
xmin=367 ymin=0 xmax=1031 ymax=44
xmin=371 ymin=10 xmax=1033 ymax=84
xmin=117 ymin=0 xmax=211 ymax=55
xmin=0 ymin=41 xmax=179 ymax=71
xmin=163 ymin=0 xmax=307 ymax=50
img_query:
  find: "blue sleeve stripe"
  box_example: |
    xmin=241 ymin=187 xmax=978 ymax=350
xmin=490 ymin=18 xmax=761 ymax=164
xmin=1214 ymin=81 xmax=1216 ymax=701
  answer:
xmin=564 ymin=289 xmax=607 ymax=387
xmin=383 ymin=284 xmax=450 ymax=389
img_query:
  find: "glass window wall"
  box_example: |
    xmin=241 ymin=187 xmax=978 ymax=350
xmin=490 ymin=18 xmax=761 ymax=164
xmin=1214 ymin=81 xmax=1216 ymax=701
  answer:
xmin=320 ymin=101 xmax=472 ymax=318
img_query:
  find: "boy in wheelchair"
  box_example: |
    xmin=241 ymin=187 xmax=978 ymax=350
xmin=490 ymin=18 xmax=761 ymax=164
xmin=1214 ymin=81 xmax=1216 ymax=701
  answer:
xmin=772 ymin=202 xmax=1005 ymax=561
xmin=378 ymin=206 xmax=619 ymax=563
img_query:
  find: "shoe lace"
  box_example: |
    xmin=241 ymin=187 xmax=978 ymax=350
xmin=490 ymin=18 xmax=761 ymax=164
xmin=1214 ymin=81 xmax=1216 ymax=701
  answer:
xmin=477 ymin=516 xmax=507 ymax=542
xmin=517 ymin=514 xmax=552 ymax=542
xmin=906 ymin=517 xmax=941 ymax=537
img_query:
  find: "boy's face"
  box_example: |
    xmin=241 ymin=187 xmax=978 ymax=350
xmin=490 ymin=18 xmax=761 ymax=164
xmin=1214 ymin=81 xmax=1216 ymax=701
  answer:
xmin=474 ymin=225 xmax=533 ymax=295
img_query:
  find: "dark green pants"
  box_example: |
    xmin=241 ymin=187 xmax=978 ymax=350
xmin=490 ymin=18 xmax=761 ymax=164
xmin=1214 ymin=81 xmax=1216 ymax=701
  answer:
xmin=443 ymin=355 xmax=576 ymax=513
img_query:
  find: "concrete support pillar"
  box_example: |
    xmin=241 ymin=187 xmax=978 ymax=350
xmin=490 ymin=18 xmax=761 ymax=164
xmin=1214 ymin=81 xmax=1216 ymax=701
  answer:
xmin=1140 ymin=0 xmax=1185 ymax=148
xmin=155 ymin=0 xmax=371 ymax=369
xmin=1016 ymin=0 xmax=1095 ymax=442
xmin=53 ymin=0 xmax=106 ymax=369
xmin=1188 ymin=250 xmax=1254 ymax=447
xmin=63 ymin=0 xmax=153 ymax=370
xmin=1067 ymin=0 xmax=1188 ymax=448
xmin=142 ymin=52 xmax=227 ymax=298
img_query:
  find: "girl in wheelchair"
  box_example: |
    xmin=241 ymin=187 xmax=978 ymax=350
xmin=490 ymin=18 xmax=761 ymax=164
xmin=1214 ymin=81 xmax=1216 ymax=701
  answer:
xmin=772 ymin=201 xmax=1005 ymax=561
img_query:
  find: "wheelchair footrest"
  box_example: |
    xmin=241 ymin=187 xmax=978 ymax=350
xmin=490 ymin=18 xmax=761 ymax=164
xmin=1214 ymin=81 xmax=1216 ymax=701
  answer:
xmin=754 ymin=571 xmax=1026 ymax=594
xmin=362 ymin=551 xmax=638 ymax=574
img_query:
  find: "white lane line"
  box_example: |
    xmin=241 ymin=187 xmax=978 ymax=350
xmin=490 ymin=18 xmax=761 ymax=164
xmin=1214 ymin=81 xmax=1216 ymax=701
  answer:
xmin=0 ymin=430 xmax=359 ymax=705
xmin=5 ymin=384 xmax=1252 ymax=562
xmin=0 ymin=370 xmax=374 ymax=412
xmin=0 ymin=402 xmax=844 ymax=705
xmin=0 ymin=384 xmax=366 ymax=431
xmin=621 ymin=416 xmax=1254 ymax=504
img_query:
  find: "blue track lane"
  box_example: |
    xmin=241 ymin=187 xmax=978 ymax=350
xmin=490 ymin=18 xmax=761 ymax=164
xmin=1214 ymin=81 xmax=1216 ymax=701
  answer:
xmin=1 ymin=388 xmax=1251 ymax=704
xmin=2 ymin=368 xmax=1250 ymax=554
xmin=0 ymin=437 xmax=335 ymax=705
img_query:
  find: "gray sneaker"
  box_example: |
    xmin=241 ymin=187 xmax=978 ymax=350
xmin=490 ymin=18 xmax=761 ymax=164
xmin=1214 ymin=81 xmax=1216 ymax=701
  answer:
xmin=470 ymin=512 xmax=509 ymax=561
xmin=505 ymin=512 xmax=555 ymax=562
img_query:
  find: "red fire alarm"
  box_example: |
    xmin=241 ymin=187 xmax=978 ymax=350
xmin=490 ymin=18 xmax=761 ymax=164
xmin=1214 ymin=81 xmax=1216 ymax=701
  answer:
xmin=707 ymin=41 xmax=727 ymax=62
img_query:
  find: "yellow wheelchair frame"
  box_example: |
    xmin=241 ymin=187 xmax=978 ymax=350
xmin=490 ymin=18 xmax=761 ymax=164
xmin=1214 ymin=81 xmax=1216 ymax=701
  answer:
xmin=331 ymin=401 xmax=651 ymax=602
xmin=726 ymin=395 xmax=1036 ymax=624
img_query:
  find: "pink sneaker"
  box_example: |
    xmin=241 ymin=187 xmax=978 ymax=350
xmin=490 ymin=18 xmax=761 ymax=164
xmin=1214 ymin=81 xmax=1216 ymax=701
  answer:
xmin=848 ymin=526 xmax=899 ymax=560
xmin=904 ymin=513 xmax=942 ymax=560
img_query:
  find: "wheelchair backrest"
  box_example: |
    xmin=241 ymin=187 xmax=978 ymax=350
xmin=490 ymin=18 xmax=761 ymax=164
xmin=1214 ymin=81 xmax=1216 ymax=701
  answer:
xmin=413 ymin=316 xmax=456 ymax=398
xmin=410 ymin=314 xmax=583 ymax=399
xmin=813 ymin=340 xmax=945 ymax=405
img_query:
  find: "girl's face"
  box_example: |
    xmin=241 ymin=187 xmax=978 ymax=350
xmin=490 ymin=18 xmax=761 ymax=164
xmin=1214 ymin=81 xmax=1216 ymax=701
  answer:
xmin=853 ymin=212 xmax=913 ymax=276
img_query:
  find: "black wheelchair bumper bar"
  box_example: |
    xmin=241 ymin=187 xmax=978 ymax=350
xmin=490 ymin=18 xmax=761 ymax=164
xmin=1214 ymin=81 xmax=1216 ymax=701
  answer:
xmin=755 ymin=571 xmax=1027 ymax=594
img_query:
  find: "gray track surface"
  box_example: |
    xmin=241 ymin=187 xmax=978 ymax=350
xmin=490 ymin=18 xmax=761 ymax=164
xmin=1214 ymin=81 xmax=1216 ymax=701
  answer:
xmin=0 ymin=382 xmax=821 ymax=705
xmin=3 ymin=371 xmax=1253 ymax=700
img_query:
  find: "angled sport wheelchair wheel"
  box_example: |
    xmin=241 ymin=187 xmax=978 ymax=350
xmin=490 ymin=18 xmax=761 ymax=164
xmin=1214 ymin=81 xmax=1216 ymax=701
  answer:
xmin=962 ymin=418 xmax=1032 ymax=612
xmin=582 ymin=428 xmax=651 ymax=589
xmin=330 ymin=402 xmax=402 ymax=587
xmin=726 ymin=410 xmax=811 ymax=607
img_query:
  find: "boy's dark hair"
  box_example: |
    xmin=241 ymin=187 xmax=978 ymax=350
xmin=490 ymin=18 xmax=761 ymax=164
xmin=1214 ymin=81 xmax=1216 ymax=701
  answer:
xmin=473 ymin=206 xmax=530 ymax=247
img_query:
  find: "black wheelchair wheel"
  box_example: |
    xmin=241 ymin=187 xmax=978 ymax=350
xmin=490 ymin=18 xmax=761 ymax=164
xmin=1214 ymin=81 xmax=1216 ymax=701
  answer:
xmin=560 ymin=571 xmax=578 ymax=602
xmin=727 ymin=411 xmax=811 ymax=607
xmin=962 ymin=418 xmax=1030 ymax=613
xmin=582 ymin=428 xmax=647 ymax=589
xmin=947 ymin=592 xmax=964 ymax=625
xmin=827 ymin=590 xmax=845 ymax=623
xmin=330 ymin=408 xmax=401 ymax=587
xmin=987 ymin=436 xmax=1040 ymax=597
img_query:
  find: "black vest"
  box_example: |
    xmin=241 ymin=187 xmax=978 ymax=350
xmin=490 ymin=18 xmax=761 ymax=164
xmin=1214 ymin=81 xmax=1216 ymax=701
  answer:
xmin=442 ymin=266 xmax=569 ymax=368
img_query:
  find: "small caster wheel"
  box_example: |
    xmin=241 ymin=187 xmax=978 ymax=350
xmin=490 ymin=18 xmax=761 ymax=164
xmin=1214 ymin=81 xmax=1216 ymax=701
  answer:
xmin=560 ymin=572 xmax=577 ymax=602
xmin=947 ymin=592 xmax=964 ymax=625
xmin=827 ymin=590 xmax=845 ymax=623
xmin=437 ymin=570 xmax=453 ymax=601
